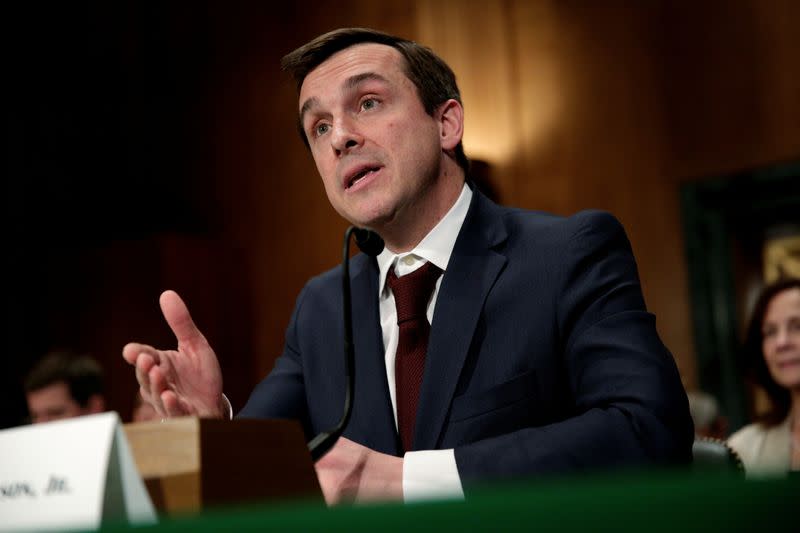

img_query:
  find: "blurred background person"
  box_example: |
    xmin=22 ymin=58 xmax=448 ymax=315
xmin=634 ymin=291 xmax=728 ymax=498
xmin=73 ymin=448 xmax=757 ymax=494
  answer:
xmin=687 ymin=390 xmax=728 ymax=440
xmin=728 ymin=278 xmax=800 ymax=476
xmin=24 ymin=351 xmax=106 ymax=424
xmin=131 ymin=390 xmax=158 ymax=423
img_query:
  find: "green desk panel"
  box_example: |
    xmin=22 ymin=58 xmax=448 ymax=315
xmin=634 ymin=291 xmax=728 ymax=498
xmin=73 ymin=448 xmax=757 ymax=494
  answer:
xmin=100 ymin=469 xmax=797 ymax=532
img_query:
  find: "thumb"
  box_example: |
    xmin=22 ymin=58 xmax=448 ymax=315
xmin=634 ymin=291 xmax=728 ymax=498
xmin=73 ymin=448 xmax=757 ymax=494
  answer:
xmin=159 ymin=290 xmax=205 ymax=346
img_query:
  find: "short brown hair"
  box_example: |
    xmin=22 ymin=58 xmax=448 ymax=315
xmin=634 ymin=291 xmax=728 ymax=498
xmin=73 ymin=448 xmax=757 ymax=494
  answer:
xmin=24 ymin=352 xmax=104 ymax=408
xmin=741 ymin=277 xmax=800 ymax=426
xmin=281 ymin=27 xmax=470 ymax=174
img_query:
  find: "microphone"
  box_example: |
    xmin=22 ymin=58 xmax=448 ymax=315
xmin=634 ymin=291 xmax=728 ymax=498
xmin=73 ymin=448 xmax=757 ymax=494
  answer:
xmin=307 ymin=227 xmax=384 ymax=461
xmin=354 ymin=227 xmax=385 ymax=257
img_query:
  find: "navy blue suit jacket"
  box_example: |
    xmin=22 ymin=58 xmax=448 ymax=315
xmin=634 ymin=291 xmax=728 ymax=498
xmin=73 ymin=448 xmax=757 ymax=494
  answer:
xmin=239 ymin=190 xmax=694 ymax=485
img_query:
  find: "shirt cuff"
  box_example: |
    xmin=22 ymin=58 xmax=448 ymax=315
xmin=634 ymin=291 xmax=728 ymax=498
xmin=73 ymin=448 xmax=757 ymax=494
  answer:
xmin=221 ymin=394 xmax=233 ymax=420
xmin=402 ymin=449 xmax=464 ymax=502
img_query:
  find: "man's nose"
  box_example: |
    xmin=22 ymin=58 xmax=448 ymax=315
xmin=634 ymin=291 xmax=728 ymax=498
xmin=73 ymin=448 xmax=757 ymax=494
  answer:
xmin=330 ymin=118 xmax=363 ymax=155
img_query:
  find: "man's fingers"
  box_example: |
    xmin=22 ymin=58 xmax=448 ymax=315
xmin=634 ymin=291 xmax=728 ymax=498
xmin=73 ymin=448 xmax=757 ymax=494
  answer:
xmin=146 ymin=363 xmax=170 ymax=415
xmin=129 ymin=347 xmax=170 ymax=417
xmin=148 ymin=363 xmax=167 ymax=395
xmin=312 ymin=464 xmax=339 ymax=506
xmin=161 ymin=391 xmax=192 ymax=417
xmin=159 ymin=290 xmax=206 ymax=346
xmin=140 ymin=386 xmax=166 ymax=418
xmin=134 ymin=353 xmax=156 ymax=389
xmin=318 ymin=478 xmax=338 ymax=506
xmin=123 ymin=342 xmax=160 ymax=366
xmin=122 ymin=343 xmax=138 ymax=365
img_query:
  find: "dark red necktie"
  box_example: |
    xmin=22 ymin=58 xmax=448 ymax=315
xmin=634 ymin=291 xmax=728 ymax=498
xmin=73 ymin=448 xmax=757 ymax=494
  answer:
xmin=387 ymin=261 xmax=442 ymax=452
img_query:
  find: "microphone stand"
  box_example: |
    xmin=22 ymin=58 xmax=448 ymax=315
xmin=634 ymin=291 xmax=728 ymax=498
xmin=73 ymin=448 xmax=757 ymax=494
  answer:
xmin=307 ymin=227 xmax=383 ymax=461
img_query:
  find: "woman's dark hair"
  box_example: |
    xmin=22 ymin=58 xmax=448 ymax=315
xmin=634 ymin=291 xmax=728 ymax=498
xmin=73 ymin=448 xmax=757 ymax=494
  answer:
xmin=742 ymin=277 xmax=800 ymax=426
xmin=281 ymin=27 xmax=470 ymax=174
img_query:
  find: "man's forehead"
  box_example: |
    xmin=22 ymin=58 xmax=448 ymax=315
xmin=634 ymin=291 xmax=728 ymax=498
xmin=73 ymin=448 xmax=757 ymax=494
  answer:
xmin=28 ymin=380 xmax=71 ymax=399
xmin=298 ymin=43 xmax=405 ymax=108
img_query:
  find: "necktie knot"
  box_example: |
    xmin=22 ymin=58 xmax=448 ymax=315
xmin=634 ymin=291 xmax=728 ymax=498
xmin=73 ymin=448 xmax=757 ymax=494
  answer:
xmin=387 ymin=261 xmax=442 ymax=324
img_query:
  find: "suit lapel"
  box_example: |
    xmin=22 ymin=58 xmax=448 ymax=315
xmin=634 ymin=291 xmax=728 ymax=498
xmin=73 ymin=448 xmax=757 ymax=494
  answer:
xmin=413 ymin=192 xmax=508 ymax=450
xmin=348 ymin=256 xmax=400 ymax=455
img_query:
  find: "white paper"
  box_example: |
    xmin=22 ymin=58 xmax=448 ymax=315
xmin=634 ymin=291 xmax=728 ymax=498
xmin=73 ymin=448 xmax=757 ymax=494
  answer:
xmin=0 ymin=412 xmax=156 ymax=531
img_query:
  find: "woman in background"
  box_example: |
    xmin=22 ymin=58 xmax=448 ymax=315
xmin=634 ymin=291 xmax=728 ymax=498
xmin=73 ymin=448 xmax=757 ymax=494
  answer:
xmin=728 ymin=277 xmax=800 ymax=476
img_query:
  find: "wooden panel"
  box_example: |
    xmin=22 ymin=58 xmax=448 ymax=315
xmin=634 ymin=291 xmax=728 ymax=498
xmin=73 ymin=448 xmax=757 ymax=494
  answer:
xmin=413 ymin=0 xmax=800 ymax=393
xmin=415 ymin=0 xmax=695 ymax=384
xmin=125 ymin=418 xmax=202 ymax=514
xmin=124 ymin=417 xmax=320 ymax=514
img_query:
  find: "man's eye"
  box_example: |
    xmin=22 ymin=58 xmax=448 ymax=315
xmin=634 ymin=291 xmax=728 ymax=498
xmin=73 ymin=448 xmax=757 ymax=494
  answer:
xmin=361 ymin=98 xmax=378 ymax=111
xmin=314 ymin=123 xmax=330 ymax=137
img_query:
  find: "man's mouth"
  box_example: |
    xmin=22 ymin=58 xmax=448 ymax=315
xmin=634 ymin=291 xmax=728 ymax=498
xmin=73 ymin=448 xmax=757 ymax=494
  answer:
xmin=345 ymin=166 xmax=381 ymax=190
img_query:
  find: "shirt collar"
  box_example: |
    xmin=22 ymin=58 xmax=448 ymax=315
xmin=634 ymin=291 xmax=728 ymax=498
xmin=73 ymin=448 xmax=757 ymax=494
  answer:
xmin=376 ymin=182 xmax=473 ymax=297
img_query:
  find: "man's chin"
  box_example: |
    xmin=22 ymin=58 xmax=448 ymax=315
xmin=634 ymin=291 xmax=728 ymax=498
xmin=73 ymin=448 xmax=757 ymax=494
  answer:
xmin=342 ymin=208 xmax=395 ymax=232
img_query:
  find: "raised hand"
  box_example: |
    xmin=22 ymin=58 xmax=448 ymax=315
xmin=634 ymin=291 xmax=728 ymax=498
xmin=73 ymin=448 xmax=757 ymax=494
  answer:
xmin=122 ymin=290 xmax=225 ymax=419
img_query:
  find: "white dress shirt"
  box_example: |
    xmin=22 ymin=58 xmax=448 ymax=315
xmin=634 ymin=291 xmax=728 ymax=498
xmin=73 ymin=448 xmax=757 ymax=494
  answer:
xmin=375 ymin=182 xmax=472 ymax=502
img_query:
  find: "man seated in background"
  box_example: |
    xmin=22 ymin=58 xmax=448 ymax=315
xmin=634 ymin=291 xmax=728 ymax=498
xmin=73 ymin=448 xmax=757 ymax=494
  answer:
xmin=24 ymin=351 xmax=106 ymax=424
xmin=131 ymin=390 xmax=158 ymax=423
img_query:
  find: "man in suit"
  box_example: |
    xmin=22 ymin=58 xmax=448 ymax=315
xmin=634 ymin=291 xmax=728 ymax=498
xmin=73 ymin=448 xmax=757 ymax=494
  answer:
xmin=123 ymin=28 xmax=693 ymax=504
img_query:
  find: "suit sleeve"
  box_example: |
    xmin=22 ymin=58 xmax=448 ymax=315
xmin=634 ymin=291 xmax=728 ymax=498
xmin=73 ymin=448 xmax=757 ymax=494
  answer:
xmin=453 ymin=211 xmax=694 ymax=485
xmin=236 ymin=285 xmax=313 ymax=437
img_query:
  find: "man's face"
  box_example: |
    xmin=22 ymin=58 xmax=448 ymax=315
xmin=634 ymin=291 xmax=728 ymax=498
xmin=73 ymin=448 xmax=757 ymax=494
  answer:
xmin=298 ymin=43 xmax=446 ymax=233
xmin=26 ymin=381 xmax=86 ymax=423
xmin=133 ymin=397 xmax=158 ymax=422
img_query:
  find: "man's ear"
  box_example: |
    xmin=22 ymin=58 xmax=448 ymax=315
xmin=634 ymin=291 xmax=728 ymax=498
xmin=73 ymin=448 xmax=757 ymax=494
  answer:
xmin=85 ymin=394 xmax=106 ymax=414
xmin=437 ymin=99 xmax=464 ymax=152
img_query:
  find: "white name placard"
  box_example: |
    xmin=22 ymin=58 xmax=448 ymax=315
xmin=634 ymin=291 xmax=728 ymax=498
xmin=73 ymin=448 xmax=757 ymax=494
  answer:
xmin=0 ymin=412 xmax=156 ymax=531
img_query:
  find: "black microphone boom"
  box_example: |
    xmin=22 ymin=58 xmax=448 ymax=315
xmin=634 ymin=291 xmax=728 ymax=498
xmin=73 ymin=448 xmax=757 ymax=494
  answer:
xmin=307 ymin=227 xmax=384 ymax=461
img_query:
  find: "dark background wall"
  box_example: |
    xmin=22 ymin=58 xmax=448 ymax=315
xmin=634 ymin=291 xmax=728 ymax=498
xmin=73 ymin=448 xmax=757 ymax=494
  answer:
xmin=3 ymin=0 xmax=798 ymax=429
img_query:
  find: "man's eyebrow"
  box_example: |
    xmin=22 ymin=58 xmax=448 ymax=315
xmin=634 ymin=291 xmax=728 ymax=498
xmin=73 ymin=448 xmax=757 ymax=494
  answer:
xmin=299 ymin=72 xmax=390 ymax=126
xmin=344 ymin=71 xmax=389 ymax=90
xmin=299 ymin=97 xmax=319 ymax=125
